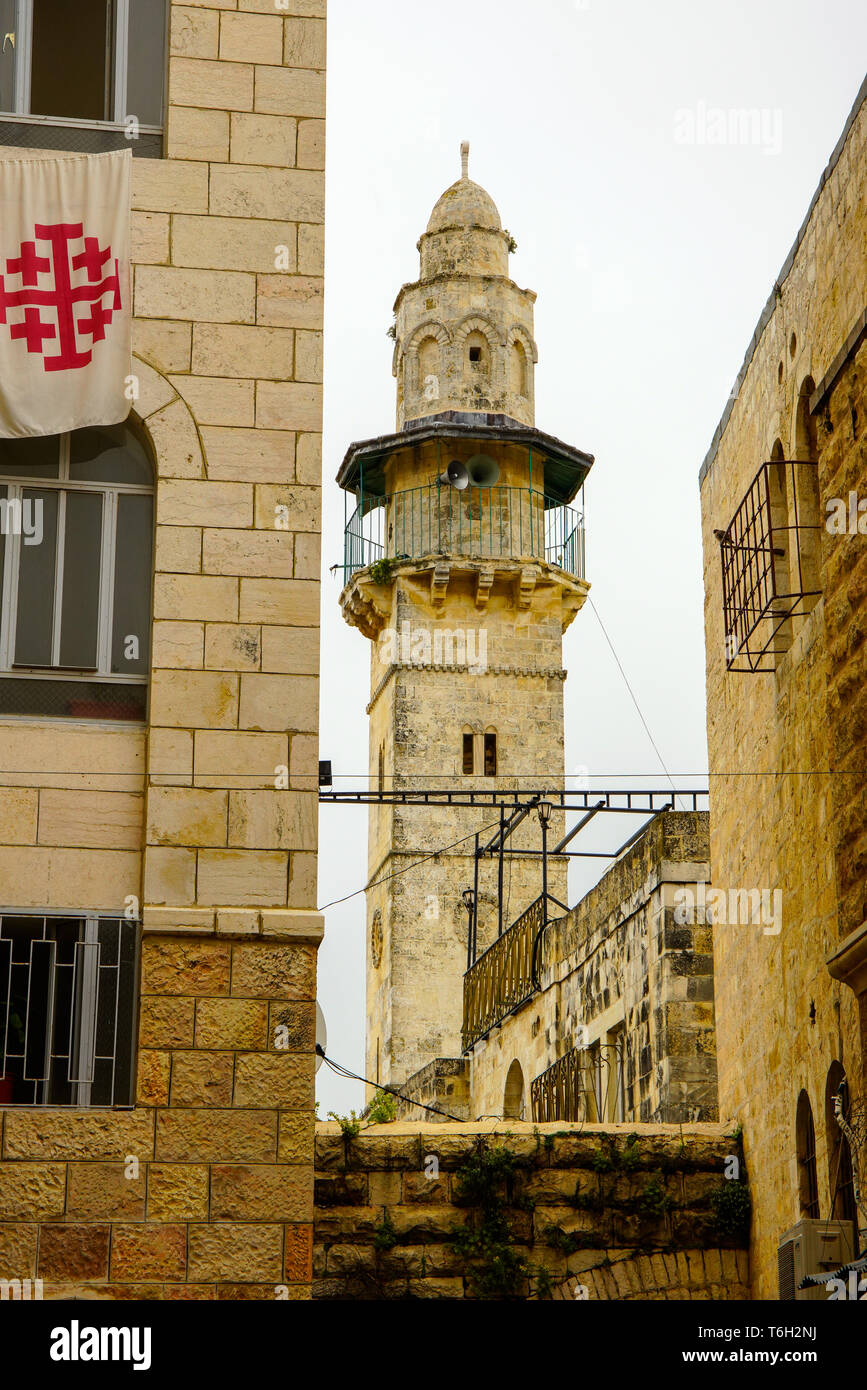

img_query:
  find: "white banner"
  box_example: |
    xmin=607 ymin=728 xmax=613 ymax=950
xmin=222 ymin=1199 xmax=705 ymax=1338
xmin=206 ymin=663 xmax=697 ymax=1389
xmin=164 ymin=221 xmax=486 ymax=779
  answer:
xmin=0 ymin=148 xmax=132 ymax=439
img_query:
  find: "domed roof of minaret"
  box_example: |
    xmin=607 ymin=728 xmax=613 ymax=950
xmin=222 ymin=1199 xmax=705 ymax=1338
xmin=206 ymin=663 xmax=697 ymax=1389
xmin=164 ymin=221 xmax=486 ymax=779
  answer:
xmin=426 ymin=156 xmax=502 ymax=234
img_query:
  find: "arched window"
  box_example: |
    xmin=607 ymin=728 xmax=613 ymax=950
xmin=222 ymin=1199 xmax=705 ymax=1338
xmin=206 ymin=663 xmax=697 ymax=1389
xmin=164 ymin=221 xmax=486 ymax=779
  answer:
xmin=462 ymin=729 xmax=474 ymax=775
xmin=504 ymin=1059 xmax=525 ymax=1119
xmin=465 ymin=330 xmax=490 ymax=373
xmin=792 ymin=376 xmax=821 ymax=598
xmin=825 ymin=1063 xmax=858 ymax=1230
xmin=484 ymin=729 xmax=497 ymax=776
xmin=416 ymin=336 xmax=439 ymax=398
xmin=0 ymin=422 xmax=154 ymax=720
xmin=796 ymin=1089 xmax=820 ymax=1219
xmin=510 ymin=339 xmax=528 ymax=397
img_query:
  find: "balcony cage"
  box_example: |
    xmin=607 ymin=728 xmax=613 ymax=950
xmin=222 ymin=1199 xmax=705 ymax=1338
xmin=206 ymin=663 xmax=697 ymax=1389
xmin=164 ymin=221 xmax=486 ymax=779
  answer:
xmin=342 ymin=482 xmax=585 ymax=583
xmin=719 ymin=460 xmax=822 ymax=672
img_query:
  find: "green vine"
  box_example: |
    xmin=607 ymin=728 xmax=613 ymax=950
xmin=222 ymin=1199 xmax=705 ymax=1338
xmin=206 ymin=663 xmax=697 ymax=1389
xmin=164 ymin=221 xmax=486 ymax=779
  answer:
xmin=710 ymin=1181 xmax=751 ymax=1239
xmin=448 ymin=1142 xmax=545 ymax=1299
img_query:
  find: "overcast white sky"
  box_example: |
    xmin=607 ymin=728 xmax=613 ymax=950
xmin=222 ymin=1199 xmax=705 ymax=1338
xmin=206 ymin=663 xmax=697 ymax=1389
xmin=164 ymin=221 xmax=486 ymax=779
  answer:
xmin=315 ymin=0 xmax=867 ymax=1115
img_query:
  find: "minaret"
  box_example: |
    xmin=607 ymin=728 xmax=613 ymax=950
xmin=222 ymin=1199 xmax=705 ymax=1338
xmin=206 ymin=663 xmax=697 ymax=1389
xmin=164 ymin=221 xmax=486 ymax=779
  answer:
xmin=338 ymin=146 xmax=593 ymax=1090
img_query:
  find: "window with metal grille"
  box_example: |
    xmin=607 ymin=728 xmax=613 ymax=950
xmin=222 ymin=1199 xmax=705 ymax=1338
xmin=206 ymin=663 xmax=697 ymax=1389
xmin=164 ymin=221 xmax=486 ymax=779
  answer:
xmin=718 ymin=459 xmax=821 ymax=672
xmin=825 ymin=1064 xmax=858 ymax=1230
xmin=0 ymin=0 xmax=166 ymax=156
xmin=0 ymin=423 xmax=153 ymax=720
xmin=796 ymin=1089 xmax=821 ymax=1219
xmin=0 ymin=914 xmax=138 ymax=1107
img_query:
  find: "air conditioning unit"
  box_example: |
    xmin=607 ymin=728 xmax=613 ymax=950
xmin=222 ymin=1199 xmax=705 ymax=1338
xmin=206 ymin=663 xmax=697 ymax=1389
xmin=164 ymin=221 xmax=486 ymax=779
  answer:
xmin=778 ymin=1220 xmax=858 ymax=1300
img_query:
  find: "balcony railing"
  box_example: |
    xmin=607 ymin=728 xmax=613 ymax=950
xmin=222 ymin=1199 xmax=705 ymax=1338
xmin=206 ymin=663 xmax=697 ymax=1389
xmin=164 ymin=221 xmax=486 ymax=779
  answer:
xmin=342 ymin=484 xmax=584 ymax=583
xmin=462 ymin=894 xmax=547 ymax=1051
xmin=530 ymin=1044 xmax=625 ymax=1123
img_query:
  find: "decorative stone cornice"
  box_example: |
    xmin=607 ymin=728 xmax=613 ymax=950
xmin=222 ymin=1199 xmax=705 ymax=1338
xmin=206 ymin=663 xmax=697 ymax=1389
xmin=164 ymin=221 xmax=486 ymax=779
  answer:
xmin=826 ymin=919 xmax=867 ymax=996
xmin=367 ymin=662 xmax=567 ymax=714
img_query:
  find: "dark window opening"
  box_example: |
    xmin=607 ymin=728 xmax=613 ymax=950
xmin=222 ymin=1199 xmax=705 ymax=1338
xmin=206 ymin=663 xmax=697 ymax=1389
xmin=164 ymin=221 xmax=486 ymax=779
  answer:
xmin=0 ymin=914 xmax=138 ymax=1108
xmin=0 ymin=424 xmax=154 ymax=720
xmin=0 ymin=0 xmax=167 ymax=147
xmin=31 ymin=0 xmax=111 ymax=122
xmin=484 ymin=732 xmax=497 ymax=776
xmin=468 ymin=346 xmax=482 ymax=363
xmin=796 ymin=1089 xmax=820 ymax=1219
xmin=462 ymin=732 xmax=474 ymax=775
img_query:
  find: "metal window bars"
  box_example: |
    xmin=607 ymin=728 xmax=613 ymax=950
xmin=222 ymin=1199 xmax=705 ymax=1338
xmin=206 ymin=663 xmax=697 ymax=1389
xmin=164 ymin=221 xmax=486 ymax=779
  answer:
xmin=341 ymin=483 xmax=585 ymax=583
xmin=530 ymin=1041 xmax=625 ymax=1123
xmin=719 ymin=460 xmax=822 ymax=672
xmin=0 ymin=914 xmax=138 ymax=1107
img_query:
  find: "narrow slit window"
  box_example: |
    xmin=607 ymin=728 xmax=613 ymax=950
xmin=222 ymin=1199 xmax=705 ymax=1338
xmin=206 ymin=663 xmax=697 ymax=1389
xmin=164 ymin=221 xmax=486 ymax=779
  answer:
xmin=484 ymin=732 xmax=497 ymax=776
xmin=462 ymin=732 xmax=474 ymax=775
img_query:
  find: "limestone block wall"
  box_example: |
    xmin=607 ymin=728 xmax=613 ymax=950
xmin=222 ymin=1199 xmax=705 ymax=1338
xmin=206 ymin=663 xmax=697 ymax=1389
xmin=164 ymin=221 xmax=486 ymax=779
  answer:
xmin=313 ymin=1121 xmax=750 ymax=1300
xmin=467 ymin=813 xmax=717 ymax=1125
xmin=364 ymin=571 xmax=570 ymax=1088
xmin=0 ymin=0 xmax=326 ymax=1299
xmin=699 ymin=80 xmax=866 ymax=1297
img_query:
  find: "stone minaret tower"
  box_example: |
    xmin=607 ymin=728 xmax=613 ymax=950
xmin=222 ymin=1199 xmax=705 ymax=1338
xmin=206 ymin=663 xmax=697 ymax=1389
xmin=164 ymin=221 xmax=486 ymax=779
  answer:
xmin=338 ymin=146 xmax=593 ymax=1090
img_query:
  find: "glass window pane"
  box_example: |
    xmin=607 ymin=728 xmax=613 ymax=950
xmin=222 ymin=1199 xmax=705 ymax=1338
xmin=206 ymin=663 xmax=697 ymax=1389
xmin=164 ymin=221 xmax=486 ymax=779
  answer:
xmin=30 ymin=0 xmax=111 ymax=121
xmin=112 ymin=493 xmax=152 ymax=674
xmin=14 ymin=489 xmax=58 ymax=667
xmin=127 ymin=0 xmax=167 ymax=128
xmin=59 ymin=491 xmax=103 ymax=669
xmin=0 ymin=0 xmax=17 ymax=114
xmin=0 ymin=435 xmax=61 ymax=478
xmin=69 ymin=424 xmax=152 ymax=486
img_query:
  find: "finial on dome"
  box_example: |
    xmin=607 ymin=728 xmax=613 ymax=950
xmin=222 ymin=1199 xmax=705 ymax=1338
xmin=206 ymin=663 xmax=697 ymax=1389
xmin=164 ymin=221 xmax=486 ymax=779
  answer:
xmin=460 ymin=141 xmax=469 ymax=180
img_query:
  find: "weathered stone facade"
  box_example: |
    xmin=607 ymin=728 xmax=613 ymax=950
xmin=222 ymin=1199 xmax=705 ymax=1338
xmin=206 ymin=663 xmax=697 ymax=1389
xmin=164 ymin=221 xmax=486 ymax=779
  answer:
xmin=314 ymin=1121 xmax=750 ymax=1300
xmin=0 ymin=0 xmax=325 ymax=1298
xmin=465 ymin=812 xmax=717 ymax=1126
xmin=699 ymin=77 xmax=867 ymax=1297
xmin=339 ymin=153 xmax=591 ymax=1089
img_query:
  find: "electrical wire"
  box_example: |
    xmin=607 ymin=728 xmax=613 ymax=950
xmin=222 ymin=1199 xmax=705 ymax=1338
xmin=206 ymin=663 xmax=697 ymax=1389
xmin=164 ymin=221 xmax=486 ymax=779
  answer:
xmin=587 ymin=597 xmax=684 ymax=810
xmin=317 ymin=1045 xmax=464 ymax=1123
xmin=317 ymin=814 xmax=502 ymax=911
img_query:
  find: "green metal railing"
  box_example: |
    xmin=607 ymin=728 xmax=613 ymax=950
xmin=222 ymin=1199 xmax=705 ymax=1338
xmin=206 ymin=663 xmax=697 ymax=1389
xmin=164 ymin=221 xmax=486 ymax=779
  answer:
xmin=341 ymin=483 xmax=585 ymax=582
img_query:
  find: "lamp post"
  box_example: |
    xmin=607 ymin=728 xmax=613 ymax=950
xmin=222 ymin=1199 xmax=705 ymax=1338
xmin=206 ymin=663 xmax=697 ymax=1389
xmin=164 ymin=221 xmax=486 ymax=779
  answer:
xmin=537 ymin=800 xmax=552 ymax=916
xmin=462 ymin=887 xmax=476 ymax=969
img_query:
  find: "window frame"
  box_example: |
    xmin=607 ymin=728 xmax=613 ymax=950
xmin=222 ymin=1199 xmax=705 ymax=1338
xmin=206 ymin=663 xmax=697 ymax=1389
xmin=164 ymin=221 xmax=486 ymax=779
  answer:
xmin=1 ymin=0 xmax=166 ymax=136
xmin=0 ymin=907 xmax=140 ymax=1109
xmin=0 ymin=430 xmax=154 ymax=697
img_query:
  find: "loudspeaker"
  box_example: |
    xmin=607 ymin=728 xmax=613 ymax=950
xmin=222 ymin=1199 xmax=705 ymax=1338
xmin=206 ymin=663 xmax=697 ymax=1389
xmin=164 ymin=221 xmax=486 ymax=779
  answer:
xmin=438 ymin=460 xmax=470 ymax=490
xmin=467 ymin=453 xmax=500 ymax=487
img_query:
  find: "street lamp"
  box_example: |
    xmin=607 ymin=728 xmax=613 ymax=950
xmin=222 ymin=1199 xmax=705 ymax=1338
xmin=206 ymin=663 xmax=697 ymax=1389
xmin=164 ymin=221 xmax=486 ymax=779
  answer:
xmin=462 ymin=887 xmax=476 ymax=968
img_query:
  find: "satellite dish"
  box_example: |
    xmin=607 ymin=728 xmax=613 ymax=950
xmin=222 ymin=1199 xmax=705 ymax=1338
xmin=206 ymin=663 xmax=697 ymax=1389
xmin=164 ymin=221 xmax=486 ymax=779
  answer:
xmin=467 ymin=453 xmax=500 ymax=488
xmin=438 ymin=460 xmax=470 ymax=490
xmin=315 ymin=1002 xmax=327 ymax=1072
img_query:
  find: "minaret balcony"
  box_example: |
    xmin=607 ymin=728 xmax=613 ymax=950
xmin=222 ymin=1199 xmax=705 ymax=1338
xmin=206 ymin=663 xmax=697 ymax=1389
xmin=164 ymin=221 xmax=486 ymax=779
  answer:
xmin=341 ymin=482 xmax=585 ymax=584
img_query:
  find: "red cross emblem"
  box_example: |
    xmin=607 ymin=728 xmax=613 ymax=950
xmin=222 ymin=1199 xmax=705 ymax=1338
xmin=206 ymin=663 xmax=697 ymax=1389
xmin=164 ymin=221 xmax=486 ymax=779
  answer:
xmin=0 ymin=223 xmax=122 ymax=372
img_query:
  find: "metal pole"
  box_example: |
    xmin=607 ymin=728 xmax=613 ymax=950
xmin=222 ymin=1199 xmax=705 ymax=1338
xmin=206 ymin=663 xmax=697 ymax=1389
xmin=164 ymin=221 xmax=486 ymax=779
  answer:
xmin=473 ymin=833 xmax=480 ymax=963
xmin=540 ymin=812 xmax=548 ymax=928
xmin=497 ymin=804 xmax=505 ymax=937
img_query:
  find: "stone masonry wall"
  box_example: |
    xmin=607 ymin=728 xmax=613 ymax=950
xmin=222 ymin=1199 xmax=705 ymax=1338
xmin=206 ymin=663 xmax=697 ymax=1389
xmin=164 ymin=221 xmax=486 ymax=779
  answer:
xmin=0 ymin=0 xmax=326 ymax=1299
xmin=699 ymin=82 xmax=866 ymax=1297
xmin=314 ymin=1121 xmax=750 ymax=1300
xmin=467 ymin=813 xmax=716 ymax=1126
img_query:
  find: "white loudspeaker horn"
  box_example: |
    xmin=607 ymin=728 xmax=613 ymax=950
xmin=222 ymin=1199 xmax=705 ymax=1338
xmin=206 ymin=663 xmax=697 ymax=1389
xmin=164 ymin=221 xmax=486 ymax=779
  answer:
xmin=467 ymin=453 xmax=500 ymax=488
xmin=439 ymin=460 xmax=470 ymax=490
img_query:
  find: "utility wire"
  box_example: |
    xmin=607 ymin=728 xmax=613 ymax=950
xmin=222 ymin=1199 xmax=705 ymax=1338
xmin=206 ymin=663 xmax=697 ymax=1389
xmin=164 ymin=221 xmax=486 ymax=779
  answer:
xmin=587 ymin=597 xmax=684 ymax=810
xmin=317 ymin=1045 xmax=463 ymax=1123
xmin=317 ymin=814 xmax=502 ymax=911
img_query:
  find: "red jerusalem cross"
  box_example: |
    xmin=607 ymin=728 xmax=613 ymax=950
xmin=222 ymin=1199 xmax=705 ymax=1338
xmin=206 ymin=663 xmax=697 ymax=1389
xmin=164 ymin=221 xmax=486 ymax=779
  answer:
xmin=0 ymin=222 xmax=122 ymax=371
